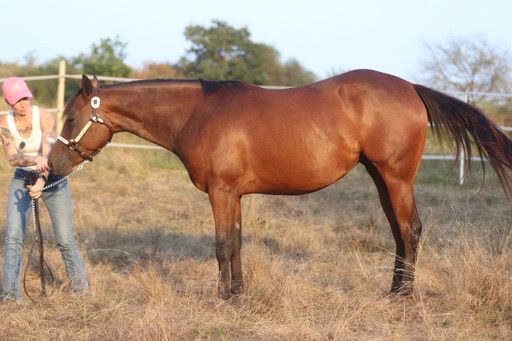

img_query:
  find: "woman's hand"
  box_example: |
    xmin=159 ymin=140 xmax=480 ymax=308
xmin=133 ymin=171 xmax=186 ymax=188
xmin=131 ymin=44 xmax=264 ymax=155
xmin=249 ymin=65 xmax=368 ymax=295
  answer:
xmin=35 ymin=156 xmax=49 ymax=173
xmin=27 ymin=178 xmax=45 ymax=200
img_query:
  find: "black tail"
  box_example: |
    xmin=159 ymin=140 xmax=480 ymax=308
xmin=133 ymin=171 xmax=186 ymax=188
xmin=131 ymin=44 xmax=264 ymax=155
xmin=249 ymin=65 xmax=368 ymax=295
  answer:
xmin=414 ymin=84 xmax=512 ymax=200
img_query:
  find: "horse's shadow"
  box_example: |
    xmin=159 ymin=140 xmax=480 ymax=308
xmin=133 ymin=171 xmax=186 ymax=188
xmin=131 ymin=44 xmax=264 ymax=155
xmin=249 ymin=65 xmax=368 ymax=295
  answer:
xmin=78 ymin=227 xmax=213 ymax=271
xmin=78 ymin=225 xmax=312 ymax=273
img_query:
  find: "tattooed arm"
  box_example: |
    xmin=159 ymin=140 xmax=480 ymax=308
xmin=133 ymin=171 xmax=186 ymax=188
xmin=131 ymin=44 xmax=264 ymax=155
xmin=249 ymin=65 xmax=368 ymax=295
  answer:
xmin=0 ymin=117 xmax=47 ymax=169
xmin=0 ymin=129 xmax=40 ymax=168
xmin=32 ymin=109 xmax=56 ymax=175
xmin=25 ymin=111 xmax=55 ymax=199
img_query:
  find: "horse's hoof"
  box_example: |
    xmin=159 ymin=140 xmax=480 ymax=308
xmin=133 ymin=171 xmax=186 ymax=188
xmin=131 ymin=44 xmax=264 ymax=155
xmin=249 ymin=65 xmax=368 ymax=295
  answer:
xmin=389 ymin=286 xmax=413 ymax=297
xmin=231 ymin=282 xmax=244 ymax=296
xmin=231 ymin=279 xmax=244 ymax=295
xmin=219 ymin=287 xmax=231 ymax=300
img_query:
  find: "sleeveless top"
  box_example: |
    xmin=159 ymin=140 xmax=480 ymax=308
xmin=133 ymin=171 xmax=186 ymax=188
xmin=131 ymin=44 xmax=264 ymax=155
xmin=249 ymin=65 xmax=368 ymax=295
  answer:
xmin=6 ymin=106 xmax=42 ymax=171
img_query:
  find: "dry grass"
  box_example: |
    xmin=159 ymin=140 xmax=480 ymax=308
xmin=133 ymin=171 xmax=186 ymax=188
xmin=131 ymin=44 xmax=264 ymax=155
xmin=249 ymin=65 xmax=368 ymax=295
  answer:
xmin=0 ymin=144 xmax=510 ymax=340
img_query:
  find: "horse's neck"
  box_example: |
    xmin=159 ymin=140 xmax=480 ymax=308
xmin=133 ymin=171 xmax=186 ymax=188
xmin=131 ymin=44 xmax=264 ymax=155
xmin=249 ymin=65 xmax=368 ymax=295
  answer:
xmin=105 ymin=83 xmax=203 ymax=151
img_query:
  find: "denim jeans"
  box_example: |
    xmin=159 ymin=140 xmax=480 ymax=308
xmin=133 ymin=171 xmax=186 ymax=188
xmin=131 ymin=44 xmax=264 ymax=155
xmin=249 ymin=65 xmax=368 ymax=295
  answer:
xmin=2 ymin=168 xmax=88 ymax=300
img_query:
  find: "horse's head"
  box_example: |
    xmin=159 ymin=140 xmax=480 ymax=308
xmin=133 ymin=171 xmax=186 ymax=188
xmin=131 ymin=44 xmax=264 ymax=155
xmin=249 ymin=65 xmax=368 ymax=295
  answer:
xmin=49 ymin=75 xmax=113 ymax=175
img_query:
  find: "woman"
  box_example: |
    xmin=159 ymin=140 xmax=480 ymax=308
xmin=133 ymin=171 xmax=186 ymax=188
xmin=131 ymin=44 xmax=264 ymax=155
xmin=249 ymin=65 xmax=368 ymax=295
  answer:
xmin=0 ymin=77 xmax=88 ymax=301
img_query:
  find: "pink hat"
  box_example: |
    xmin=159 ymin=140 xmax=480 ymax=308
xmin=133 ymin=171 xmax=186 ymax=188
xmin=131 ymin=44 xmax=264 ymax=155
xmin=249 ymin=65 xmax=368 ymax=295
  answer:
xmin=2 ymin=77 xmax=33 ymax=105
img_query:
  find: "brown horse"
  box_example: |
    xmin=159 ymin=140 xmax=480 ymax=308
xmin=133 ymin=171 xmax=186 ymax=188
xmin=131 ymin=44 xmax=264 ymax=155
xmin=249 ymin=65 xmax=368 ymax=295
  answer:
xmin=48 ymin=70 xmax=512 ymax=299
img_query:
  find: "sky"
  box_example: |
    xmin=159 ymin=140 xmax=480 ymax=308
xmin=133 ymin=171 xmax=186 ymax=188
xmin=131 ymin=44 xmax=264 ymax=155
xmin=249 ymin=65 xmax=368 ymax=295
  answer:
xmin=1 ymin=0 xmax=511 ymax=82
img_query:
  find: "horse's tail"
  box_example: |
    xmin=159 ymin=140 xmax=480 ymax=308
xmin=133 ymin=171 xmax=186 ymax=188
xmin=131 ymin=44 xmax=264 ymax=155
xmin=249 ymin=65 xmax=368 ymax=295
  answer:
xmin=414 ymin=84 xmax=512 ymax=200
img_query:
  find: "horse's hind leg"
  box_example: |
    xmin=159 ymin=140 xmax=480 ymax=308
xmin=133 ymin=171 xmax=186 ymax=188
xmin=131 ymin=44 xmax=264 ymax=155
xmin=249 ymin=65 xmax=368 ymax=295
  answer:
xmin=362 ymin=158 xmax=423 ymax=294
xmin=386 ymin=181 xmax=422 ymax=294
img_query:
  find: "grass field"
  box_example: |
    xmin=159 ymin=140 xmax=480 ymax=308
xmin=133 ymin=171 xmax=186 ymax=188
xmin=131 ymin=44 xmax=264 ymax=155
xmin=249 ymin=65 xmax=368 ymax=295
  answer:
xmin=0 ymin=139 xmax=510 ymax=340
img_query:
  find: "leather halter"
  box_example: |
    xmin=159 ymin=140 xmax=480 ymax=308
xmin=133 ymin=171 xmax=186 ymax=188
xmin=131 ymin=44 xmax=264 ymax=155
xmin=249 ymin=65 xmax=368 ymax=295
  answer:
xmin=56 ymin=92 xmax=112 ymax=161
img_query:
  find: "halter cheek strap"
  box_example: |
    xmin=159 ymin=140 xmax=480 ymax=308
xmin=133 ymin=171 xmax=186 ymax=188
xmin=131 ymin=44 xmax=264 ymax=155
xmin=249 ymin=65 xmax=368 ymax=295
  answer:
xmin=57 ymin=95 xmax=111 ymax=161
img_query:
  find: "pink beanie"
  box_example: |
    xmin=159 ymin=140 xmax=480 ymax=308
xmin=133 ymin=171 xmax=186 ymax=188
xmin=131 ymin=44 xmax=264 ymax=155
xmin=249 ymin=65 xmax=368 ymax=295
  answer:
xmin=2 ymin=77 xmax=33 ymax=105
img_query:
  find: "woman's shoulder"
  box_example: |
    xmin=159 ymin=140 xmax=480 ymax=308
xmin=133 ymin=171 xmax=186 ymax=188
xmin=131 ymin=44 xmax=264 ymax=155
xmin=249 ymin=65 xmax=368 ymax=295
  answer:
xmin=38 ymin=109 xmax=55 ymax=131
xmin=38 ymin=108 xmax=54 ymax=121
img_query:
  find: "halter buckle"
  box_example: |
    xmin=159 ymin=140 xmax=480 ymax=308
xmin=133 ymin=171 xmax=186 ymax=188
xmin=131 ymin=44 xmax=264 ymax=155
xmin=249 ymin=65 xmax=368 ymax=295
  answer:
xmin=91 ymin=114 xmax=104 ymax=123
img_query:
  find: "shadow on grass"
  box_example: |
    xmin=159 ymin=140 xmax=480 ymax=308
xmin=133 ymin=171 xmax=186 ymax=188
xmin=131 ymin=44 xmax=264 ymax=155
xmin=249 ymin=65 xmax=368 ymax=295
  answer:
xmin=80 ymin=226 xmax=312 ymax=273
xmin=82 ymin=227 xmax=215 ymax=272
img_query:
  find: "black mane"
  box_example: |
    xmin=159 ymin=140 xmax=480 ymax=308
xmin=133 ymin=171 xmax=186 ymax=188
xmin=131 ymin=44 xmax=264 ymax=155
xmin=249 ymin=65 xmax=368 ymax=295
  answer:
xmin=199 ymin=79 xmax=246 ymax=95
xmin=99 ymin=78 xmax=246 ymax=95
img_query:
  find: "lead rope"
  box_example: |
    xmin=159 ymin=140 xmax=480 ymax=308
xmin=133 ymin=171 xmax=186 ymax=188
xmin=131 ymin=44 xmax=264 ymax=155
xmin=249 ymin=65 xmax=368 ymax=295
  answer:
xmin=41 ymin=161 xmax=90 ymax=191
xmin=23 ymin=198 xmax=53 ymax=302
xmin=23 ymin=161 xmax=89 ymax=302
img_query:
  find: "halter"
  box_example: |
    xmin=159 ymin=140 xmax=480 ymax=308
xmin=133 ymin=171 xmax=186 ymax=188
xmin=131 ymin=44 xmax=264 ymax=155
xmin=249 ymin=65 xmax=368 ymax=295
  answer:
xmin=56 ymin=92 xmax=111 ymax=161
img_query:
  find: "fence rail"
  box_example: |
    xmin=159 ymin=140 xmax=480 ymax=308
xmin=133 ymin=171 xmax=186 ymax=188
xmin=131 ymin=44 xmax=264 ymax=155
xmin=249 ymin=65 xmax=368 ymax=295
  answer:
xmin=2 ymin=63 xmax=512 ymax=184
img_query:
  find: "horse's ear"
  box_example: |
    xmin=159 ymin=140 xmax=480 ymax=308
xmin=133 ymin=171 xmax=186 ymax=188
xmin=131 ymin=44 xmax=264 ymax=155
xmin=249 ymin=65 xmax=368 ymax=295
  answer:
xmin=91 ymin=74 xmax=99 ymax=88
xmin=82 ymin=75 xmax=93 ymax=96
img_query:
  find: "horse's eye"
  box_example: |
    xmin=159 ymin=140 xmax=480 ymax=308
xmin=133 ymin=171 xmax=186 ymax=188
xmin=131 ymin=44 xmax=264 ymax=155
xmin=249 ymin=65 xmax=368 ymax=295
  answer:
xmin=67 ymin=116 xmax=75 ymax=123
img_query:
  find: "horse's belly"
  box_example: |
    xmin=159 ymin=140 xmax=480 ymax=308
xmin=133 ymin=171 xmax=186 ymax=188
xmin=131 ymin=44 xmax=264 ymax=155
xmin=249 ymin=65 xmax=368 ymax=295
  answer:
xmin=251 ymin=149 xmax=359 ymax=194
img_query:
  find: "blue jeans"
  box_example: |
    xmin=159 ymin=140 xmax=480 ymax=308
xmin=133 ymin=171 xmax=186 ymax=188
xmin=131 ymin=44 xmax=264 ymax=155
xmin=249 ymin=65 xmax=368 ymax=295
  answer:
xmin=2 ymin=169 xmax=88 ymax=300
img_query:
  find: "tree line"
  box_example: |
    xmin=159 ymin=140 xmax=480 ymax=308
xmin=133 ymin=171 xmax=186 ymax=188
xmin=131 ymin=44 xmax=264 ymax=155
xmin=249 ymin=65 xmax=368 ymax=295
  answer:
xmin=0 ymin=20 xmax=315 ymax=109
xmin=1 ymin=20 xmax=511 ymax=125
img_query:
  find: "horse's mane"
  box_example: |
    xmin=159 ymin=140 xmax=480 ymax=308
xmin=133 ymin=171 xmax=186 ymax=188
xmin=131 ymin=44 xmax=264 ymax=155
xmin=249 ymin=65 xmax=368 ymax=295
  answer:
xmin=101 ymin=78 xmax=246 ymax=95
xmin=198 ymin=79 xmax=246 ymax=95
xmin=63 ymin=79 xmax=247 ymax=118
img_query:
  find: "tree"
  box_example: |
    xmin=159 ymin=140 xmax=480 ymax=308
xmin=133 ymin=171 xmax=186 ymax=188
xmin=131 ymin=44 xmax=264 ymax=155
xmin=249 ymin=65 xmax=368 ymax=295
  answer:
xmin=264 ymin=57 xmax=317 ymax=86
xmin=131 ymin=61 xmax=179 ymax=79
xmin=176 ymin=20 xmax=315 ymax=85
xmin=72 ymin=37 xmax=132 ymax=78
xmin=420 ymin=37 xmax=512 ymax=96
xmin=420 ymin=37 xmax=512 ymax=128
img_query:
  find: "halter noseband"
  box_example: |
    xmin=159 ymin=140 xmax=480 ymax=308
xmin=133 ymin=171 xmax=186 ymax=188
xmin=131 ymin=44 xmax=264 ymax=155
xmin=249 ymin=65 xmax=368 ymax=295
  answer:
xmin=57 ymin=93 xmax=111 ymax=161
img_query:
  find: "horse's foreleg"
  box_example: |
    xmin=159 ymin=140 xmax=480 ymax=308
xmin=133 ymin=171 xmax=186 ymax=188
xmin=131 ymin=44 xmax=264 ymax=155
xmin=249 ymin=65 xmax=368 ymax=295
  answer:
xmin=208 ymin=187 xmax=240 ymax=299
xmin=230 ymin=197 xmax=244 ymax=295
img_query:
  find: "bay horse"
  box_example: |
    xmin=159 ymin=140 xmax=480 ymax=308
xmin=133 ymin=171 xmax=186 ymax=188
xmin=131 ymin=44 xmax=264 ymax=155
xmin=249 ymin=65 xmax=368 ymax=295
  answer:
xmin=48 ymin=70 xmax=512 ymax=299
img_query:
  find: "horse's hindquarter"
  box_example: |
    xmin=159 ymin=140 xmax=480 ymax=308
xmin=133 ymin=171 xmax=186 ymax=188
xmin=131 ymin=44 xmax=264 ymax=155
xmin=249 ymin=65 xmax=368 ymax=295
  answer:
xmin=342 ymin=70 xmax=429 ymax=180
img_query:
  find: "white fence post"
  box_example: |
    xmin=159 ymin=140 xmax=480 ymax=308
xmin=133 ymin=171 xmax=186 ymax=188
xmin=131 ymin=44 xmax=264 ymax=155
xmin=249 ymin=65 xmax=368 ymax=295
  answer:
xmin=56 ymin=59 xmax=66 ymax=133
xmin=459 ymin=148 xmax=465 ymax=185
xmin=458 ymin=92 xmax=470 ymax=185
